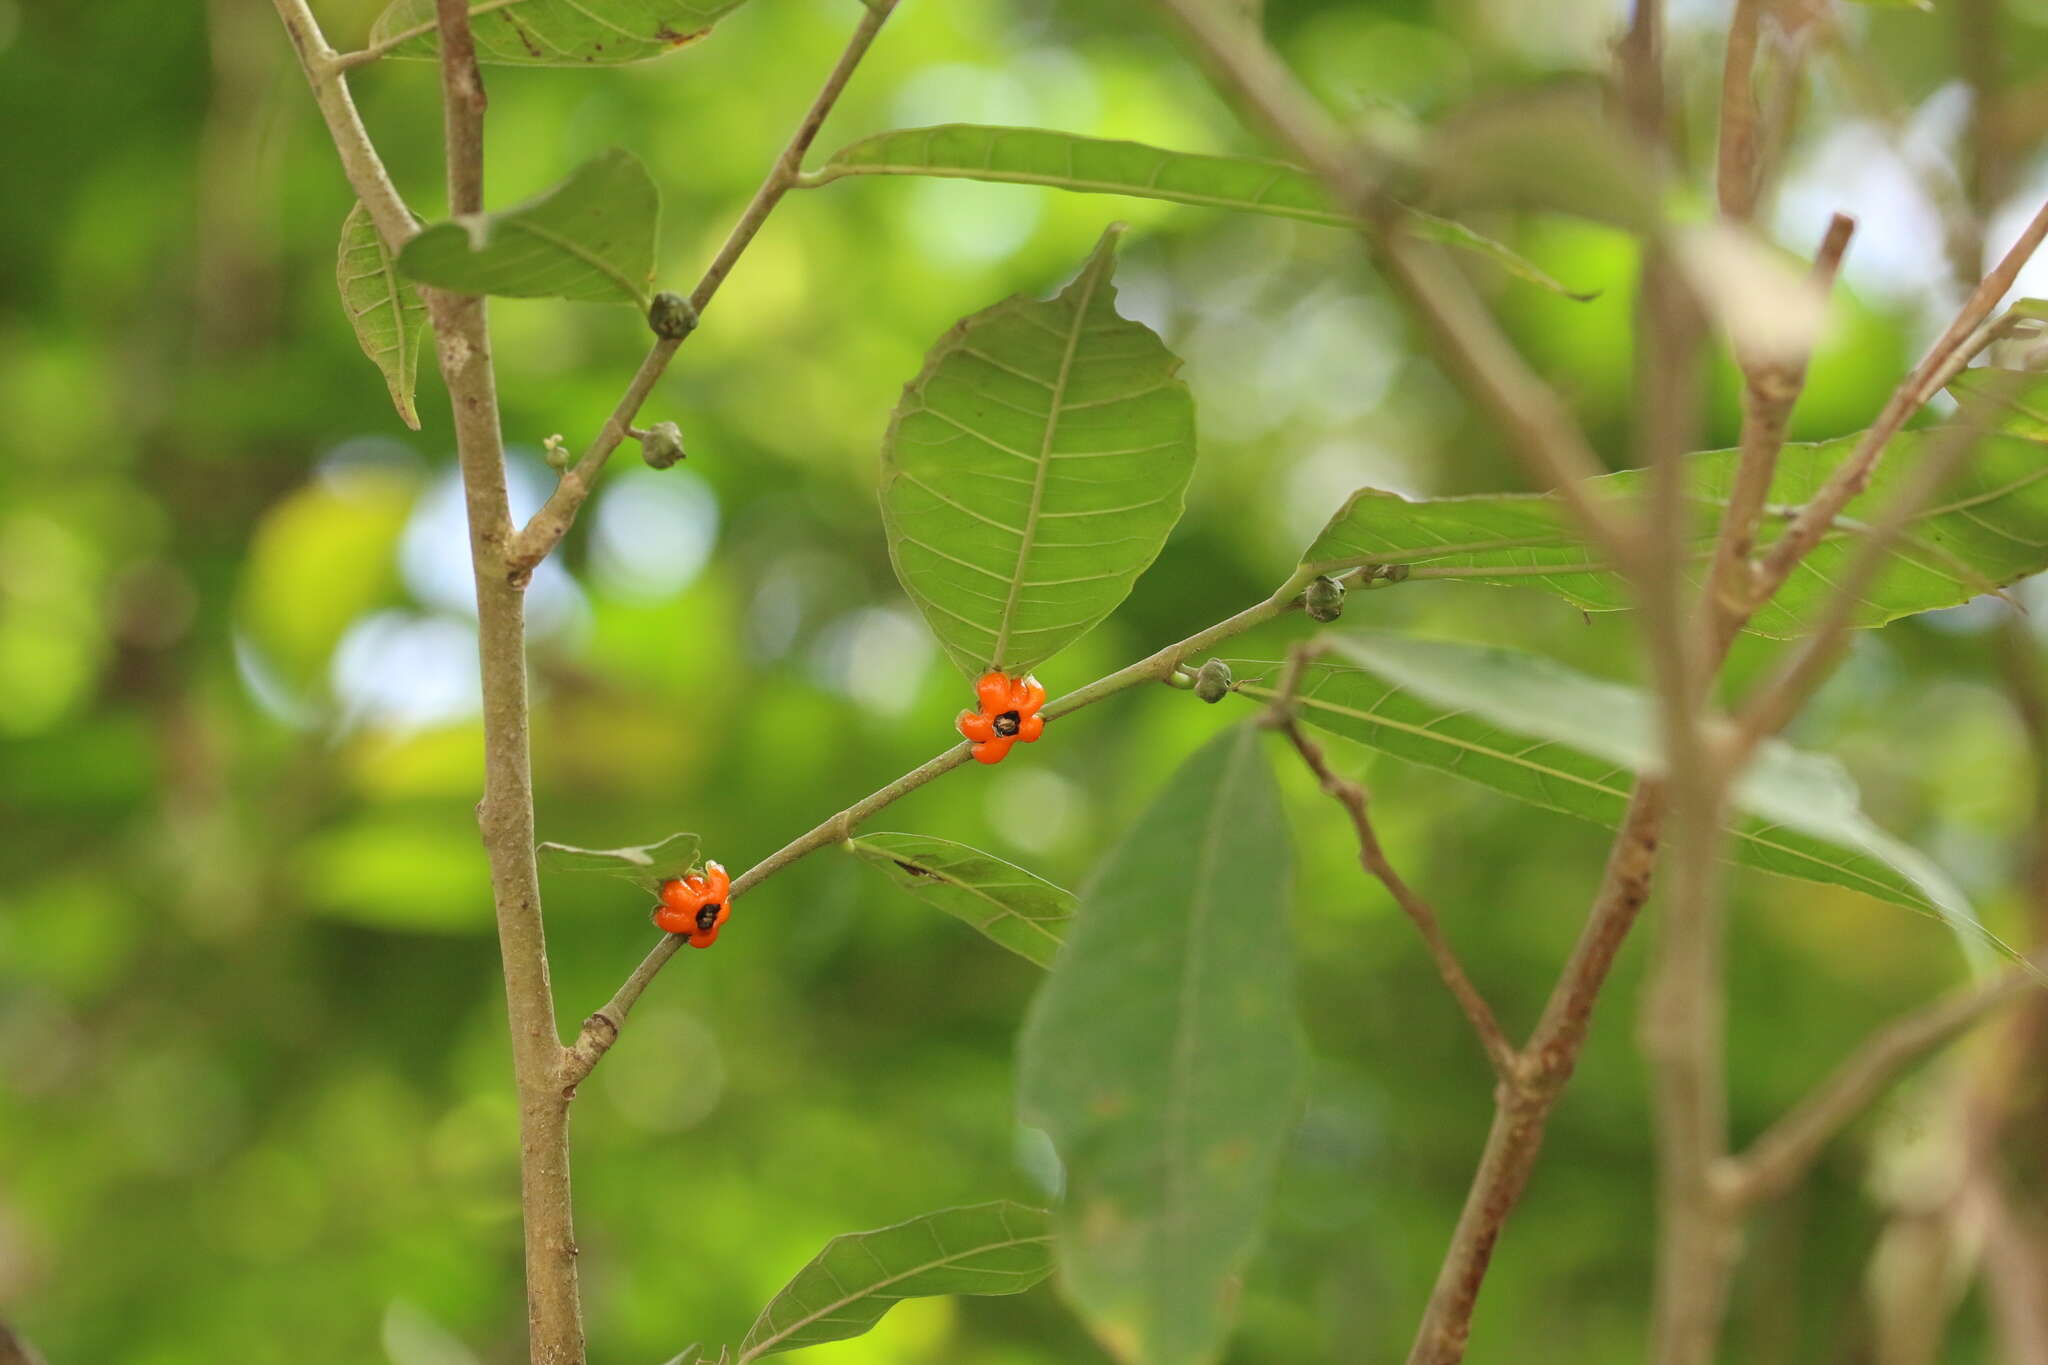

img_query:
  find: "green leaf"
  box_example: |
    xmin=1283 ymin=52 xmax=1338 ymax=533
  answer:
xmin=846 ymin=833 xmax=1075 ymax=968
xmin=537 ymin=831 xmax=700 ymax=890
xmin=734 ymin=1202 xmax=1053 ymax=1361
xmin=366 ymin=0 xmax=743 ymax=66
xmin=1238 ymin=633 xmax=2006 ymax=959
xmin=397 ymin=149 xmax=657 ymax=306
xmin=808 ymin=125 xmax=1591 ymax=298
xmin=882 ymin=224 xmax=1197 ymax=677
xmin=1301 ymin=371 xmax=2048 ymax=637
xmin=336 ymin=203 xmax=429 ymax=430
xmin=1018 ymin=724 xmax=1302 ymax=1365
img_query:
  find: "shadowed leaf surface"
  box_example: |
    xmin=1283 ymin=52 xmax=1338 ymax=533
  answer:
xmin=881 ymin=225 xmax=1196 ymax=677
xmin=1018 ymin=724 xmax=1302 ymax=1365
xmin=735 ymin=1202 xmax=1053 ymax=1361
xmin=398 ymin=149 xmax=658 ymax=305
xmin=846 ymin=833 xmax=1074 ymax=968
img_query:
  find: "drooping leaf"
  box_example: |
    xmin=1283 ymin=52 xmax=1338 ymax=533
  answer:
xmin=734 ymin=1202 xmax=1053 ymax=1362
xmin=1237 ymin=633 xmax=2004 ymax=959
xmin=1018 ymin=725 xmax=1302 ymax=1365
xmin=537 ymin=831 xmax=700 ymax=891
xmin=366 ymin=0 xmax=742 ymax=66
xmin=806 ymin=124 xmax=1591 ymax=298
xmin=397 ymin=149 xmax=657 ymax=305
xmin=846 ymin=833 xmax=1075 ymax=968
xmin=336 ymin=202 xmax=429 ymax=429
xmin=1300 ymin=369 xmax=2048 ymax=637
xmin=881 ymin=224 xmax=1196 ymax=677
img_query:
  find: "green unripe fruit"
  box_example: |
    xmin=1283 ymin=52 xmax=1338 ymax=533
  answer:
xmin=641 ymin=421 xmax=686 ymax=469
xmin=1305 ymin=575 xmax=1346 ymax=622
xmin=648 ymin=292 xmax=698 ymax=340
xmin=1193 ymin=658 xmax=1233 ymax=704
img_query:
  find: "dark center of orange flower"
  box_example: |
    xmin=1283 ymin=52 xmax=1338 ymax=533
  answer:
xmin=696 ymin=903 xmax=722 ymax=932
xmin=993 ymin=710 xmax=1021 ymax=737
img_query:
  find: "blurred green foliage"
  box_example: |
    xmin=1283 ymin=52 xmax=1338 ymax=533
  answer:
xmin=5 ymin=0 xmax=2048 ymax=1362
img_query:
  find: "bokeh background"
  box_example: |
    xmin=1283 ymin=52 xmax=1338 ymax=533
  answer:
xmin=6 ymin=0 xmax=2048 ymax=1361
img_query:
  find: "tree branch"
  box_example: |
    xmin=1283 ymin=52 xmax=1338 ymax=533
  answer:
xmin=1746 ymin=195 xmax=2048 ymax=615
xmin=1719 ymin=957 xmax=2044 ymax=1209
xmin=423 ymin=2 xmax=584 ymax=1359
xmin=506 ymin=0 xmax=899 ymax=581
xmin=563 ymin=570 xmax=1318 ymax=1079
xmin=1407 ymin=781 xmax=1669 ymax=1365
xmin=1264 ymin=656 xmax=1515 ymax=1082
xmin=272 ymin=0 xmax=586 ymax=1357
xmin=268 ymin=0 xmax=416 ymax=250
xmin=1700 ymin=213 xmax=1854 ymax=651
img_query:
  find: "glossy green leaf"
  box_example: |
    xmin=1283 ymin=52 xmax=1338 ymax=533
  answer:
xmin=734 ymin=1202 xmax=1053 ymax=1361
xmin=807 ymin=125 xmax=1590 ymax=298
xmin=1018 ymin=724 xmax=1302 ymax=1365
xmin=366 ymin=0 xmax=742 ymax=66
xmin=1237 ymin=633 xmax=2005 ymax=959
xmin=336 ymin=203 xmax=429 ymax=430
xmin=1300 ymin=369 xmax=2048 ymax=637
xmin=397 ymin=149 xmax=657 ymax=306
xmin=881 ymin=224 xmax=1196 ymax=677
xmin=846 ymin=833 xmax=1075 ymax=968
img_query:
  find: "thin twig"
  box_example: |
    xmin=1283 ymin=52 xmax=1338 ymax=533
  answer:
xmin=1700 ymin=213 xmax=1855 ymax=648
xmin=1269 ymin=694 xmax=1516 ymax=1081
xmin=563 ymin=570 xmax=1319 ymax=1077
xmin=1407 ymin=781 xmax=1669 ymax=1365
xmin=1719 ymin=957 xmax=2044 ymax=1208
xmin=268 ymin=0 xmax=416 ymax=251
xmin=1729 ymin=368 xmax=2035 ymax=757
xmin=1716 ymin=0 xmax=1766 ymax=223
xmin=1747 ymin=195 xmax=2048 ymax=613
xmin=506 ymin=0 xmax=898 ymax=580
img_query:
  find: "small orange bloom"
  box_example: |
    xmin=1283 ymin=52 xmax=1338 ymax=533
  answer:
xmin=653 ymin=861 xmax=731 ymax=948
xmin=956 ymin=670 xmax=1047 ymax=764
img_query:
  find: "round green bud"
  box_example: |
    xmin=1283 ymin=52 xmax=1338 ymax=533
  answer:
xmin=640 ymin=421 xmax=686 ymax=470
xmin=1304 ymin=574 xmax=1346 ymax=622
xmin=648 ymin=292 xmax=699 ymax=341
xmin=1193 ymin=658 xmax=1233 ymax=704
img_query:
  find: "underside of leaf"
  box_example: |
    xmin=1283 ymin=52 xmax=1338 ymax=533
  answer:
xmin=807 ymin=124 xmax=1592 ymax=298
xmin=336 ymin=202 xmax=428 ymax=429
xmin=881 ymin=224 xmax=1197 ymax=677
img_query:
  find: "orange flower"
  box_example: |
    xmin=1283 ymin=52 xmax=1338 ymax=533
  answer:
xmin=653 ymin=861 xmax=731 ymax=948
xmin=956 ymin=670 xmax=1047 ymax=764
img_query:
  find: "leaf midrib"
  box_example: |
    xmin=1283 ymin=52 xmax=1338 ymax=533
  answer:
xmin=991 ymin=261 xmax=1107 ymax=667
xmin=861 ymin=841 xmax=1065 ymax=948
